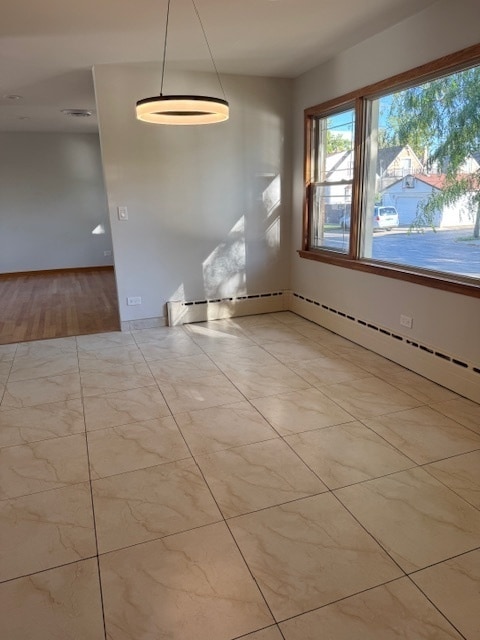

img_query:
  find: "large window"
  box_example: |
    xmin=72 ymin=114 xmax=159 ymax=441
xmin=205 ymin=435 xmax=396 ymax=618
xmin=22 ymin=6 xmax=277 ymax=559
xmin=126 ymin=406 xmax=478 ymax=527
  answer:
xmin=302 ymin=44 xmax=480 ymax=297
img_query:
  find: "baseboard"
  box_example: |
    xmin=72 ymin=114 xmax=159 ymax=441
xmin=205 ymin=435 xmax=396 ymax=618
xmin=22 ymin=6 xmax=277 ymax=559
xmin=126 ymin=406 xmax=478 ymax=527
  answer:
xmin=290 ymin=292 xmax=480 ymax=404
xmin=167 ymin=291 xmax=287 ymax=326
xmin=0 ymin=265 xmax=114 ymax=278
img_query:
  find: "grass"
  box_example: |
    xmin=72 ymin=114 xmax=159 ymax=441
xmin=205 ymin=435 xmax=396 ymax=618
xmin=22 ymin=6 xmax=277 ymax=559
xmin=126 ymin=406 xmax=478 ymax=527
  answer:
xmin=455 ymin=235 xmax=480 ymax=243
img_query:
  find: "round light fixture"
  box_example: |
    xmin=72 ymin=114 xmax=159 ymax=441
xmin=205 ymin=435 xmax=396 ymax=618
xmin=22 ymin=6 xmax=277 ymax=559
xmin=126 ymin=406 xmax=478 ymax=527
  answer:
xmin=136 ymin=0 xmax=229 ymax=126
xmin=135 ymin=95 xmax=229 ymax=125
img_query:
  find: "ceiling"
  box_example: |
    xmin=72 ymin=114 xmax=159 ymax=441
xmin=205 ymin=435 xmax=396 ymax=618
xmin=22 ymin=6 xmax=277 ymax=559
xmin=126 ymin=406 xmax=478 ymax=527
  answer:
xmin=0 ymin=0 xmax=436 ymax=133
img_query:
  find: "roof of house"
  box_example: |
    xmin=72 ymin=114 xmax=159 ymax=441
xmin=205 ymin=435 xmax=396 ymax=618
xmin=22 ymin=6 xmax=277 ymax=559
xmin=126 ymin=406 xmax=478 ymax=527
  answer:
xmin=376 ymin=146 xmax=405 ymax=174
xmin=326 ymin=145 xmax=423 ymax=178
xmin=384 ymin=171 xmax=480 ymax=192
xmin=415 ymin=174 xmax=447 ymax=189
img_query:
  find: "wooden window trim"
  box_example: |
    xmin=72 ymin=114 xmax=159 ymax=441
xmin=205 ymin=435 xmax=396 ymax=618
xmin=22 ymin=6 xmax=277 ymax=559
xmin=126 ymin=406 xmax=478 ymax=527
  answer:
xmin=301 ymin=42 xmax=480 ymax=299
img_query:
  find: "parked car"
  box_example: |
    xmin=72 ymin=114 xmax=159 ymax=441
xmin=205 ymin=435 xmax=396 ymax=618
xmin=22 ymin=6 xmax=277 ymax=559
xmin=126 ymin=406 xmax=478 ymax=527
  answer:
xmin=373 ymin=205 xmax=399 ymax=230
xmin=339 ymin=206 xmax=399 ymax=231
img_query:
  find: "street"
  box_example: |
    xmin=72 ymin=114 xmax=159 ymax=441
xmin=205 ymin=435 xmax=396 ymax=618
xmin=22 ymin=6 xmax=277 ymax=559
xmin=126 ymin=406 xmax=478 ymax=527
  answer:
xmin=324 ymin=228 xmax=480 ymax=278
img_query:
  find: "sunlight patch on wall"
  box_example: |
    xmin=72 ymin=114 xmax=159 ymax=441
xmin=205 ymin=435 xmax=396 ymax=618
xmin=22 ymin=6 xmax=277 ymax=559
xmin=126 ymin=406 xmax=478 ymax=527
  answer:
xmin=202 ymin=216 xmax=246 ymax=299
xmin=91 ymin=224 xmax=105 ymax=235
xmin=262 ymin=174 xmax=281 ymax=218
xmin=266 ymin=217 xmax=280 ymax=249
xmin=170 ymin=283 xmax=186 ymax=302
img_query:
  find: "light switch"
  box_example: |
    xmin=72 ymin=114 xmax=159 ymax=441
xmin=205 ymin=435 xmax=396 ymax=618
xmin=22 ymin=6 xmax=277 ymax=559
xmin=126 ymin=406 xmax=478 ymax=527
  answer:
xmin=117 ymin=206 xmax=128 ymax=221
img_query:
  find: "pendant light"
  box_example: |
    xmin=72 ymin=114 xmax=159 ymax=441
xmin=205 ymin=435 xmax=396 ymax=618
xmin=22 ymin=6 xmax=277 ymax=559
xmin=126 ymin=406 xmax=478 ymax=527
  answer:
xmin=136 ymin=0 xmax=229 ymax=125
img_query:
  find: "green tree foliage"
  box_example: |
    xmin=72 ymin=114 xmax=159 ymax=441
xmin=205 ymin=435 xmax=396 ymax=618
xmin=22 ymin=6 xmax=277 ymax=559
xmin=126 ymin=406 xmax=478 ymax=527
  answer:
xmin=389 ymin=66 xmax=480 ymax=237
xmin=326 ymin=132 xmax=352 ymax=154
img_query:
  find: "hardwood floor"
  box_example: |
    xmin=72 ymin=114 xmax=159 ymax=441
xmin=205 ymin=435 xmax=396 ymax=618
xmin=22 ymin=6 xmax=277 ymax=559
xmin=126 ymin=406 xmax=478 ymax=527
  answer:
xmin=0 ymin=267 xmax=120 ymax=345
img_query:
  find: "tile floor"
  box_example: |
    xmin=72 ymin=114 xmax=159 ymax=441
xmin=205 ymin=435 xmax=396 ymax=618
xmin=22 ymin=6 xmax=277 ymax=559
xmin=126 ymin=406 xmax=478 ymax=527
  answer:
xmin=0 ymin=312 xmax=479 ymax=639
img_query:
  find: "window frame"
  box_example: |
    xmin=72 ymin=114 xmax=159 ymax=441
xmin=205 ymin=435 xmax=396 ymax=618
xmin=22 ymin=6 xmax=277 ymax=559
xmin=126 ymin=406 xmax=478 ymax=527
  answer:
xmin=300 ymin=43 xmax=480 ymax=299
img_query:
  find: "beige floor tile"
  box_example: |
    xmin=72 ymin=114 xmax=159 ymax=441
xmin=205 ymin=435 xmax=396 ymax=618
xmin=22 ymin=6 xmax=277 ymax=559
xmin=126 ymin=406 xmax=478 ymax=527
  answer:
xmin=197 ymin=439 xmax=327 ymax=518
xmin=158 ymin=374 xmax=244 ymax=413
xmin=280 ymin=578 xmax=462 ymax=639
xmin=411 ymin=549 xmax=480 ymax=640
xmin=80 ymin=362 xmax=156 ymax=397
xmin=185 ymin=320 xmax=249 ymax=339
xmin=365 ymin=406 xmax=480 ymax=464
xmin=15 ymin=337 xmax=77 ymax=357
xmin=242 ymin=627 xmax=285 ymax=639
xmin=290 ymin=355 xmax=371 ymax=387
xmin=209 ymin=345 xmax=279 ymax=371
xmin=92 ymin=459 xmax=222 ymax=553
xmin=83 ymin=386 xmax=170 ymax=431
xmin=290 ymin=323 xmax=339 ymax=341
xmin=229 ymin=493 xmax=402 ymax=620
xmin=326 ymin=343 xmax=403 ymax=376
xmin=0 ymin=373 xmax=81 ymax=409
xmin=263 ymin=338 xmax=334 ymax=363
xmin=386 ymin=369 xmax=459 ymax=403
xmin=78 ymin=344 xmax=144 ymax=368
xmin=138 ymin=339 xmax=203 ymax=361
xmin=0 ymin=483 xmax=96 ymax=581
xmin=251 ymin=387 xmax=353 ymax=436
xmin=76 ymin=331 xmax=136 ymax=351
xmin=8 ymin=353 xmax=79 ymax=382
xmin=286 ymin=422 xmax=413 ymax=489
xmin=0 ymin=399 xmax=84 ymax=447
xmin=320 ymin=376 xmax=421 ymax=419
xmin=0 ymin=361 xmax=12 ymax=384
xmin=0 ymin=433 xmax=89 ymax=499
xmin=87 ymin=416 xmax=191 ymax=479
xmin=174 ymin=401 xmax=277 ymax=455
xmin=0 ymin=344 xmax=17 ymax=362
xmin=100 ymin=522 xmax=273 ymax=640
xmin=431 ymin=398 xmax=480 ymax=434
xmin=131 ymin=325 xmax=189 ymax=344
xmin=192 ymin=334 xmax=258 ymax=356
xmin=425 ymin=450 xmax=480 ymax=509
xmin=335 ymin=468 xmax=480 ymax=573
xmin=225 ymin=363 xmax=311 ymax=400
xmin=270 ymin=311 xmax=307 ymax=325
xmin=0 ymin=558 xmax=105 ymax=640
xmin=148 ymin=353 xmax=220 ymax=382
xmin=240 ymin=324 xmax=307 ymax=344
xmin=232 ymin=314 xmax=286 ymax=329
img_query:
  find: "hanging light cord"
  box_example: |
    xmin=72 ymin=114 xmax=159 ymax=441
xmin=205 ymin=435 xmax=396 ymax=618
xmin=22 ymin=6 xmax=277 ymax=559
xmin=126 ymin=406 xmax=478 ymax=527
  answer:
xmin=159 ymin=0 xmax=172 ymax=95
xmin=158 ymin=0 xmax=227 ymax=101
xmin=191 ymin=0 xmax=227 ymax=101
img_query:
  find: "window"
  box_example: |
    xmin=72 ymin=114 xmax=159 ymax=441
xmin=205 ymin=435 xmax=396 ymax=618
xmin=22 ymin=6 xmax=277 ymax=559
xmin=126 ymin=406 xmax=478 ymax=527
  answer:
xmin=307 ymin=107 xmax=355 ymax=254
xmin=301 ymin=44 xmax=480 ymax=298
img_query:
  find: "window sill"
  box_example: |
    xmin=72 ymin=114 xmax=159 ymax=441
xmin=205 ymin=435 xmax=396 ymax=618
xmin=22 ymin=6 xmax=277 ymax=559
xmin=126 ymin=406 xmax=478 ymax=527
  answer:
xmin=298 ymin=249 xmax=480 ymax=298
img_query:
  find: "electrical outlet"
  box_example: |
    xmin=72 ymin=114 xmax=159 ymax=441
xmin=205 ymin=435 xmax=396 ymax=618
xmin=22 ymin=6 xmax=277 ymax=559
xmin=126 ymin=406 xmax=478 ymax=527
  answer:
xmin=104 ymin=250 xmax=112 ymax=256
xmin=127 ymin=296 xmax=142 ymax=306
xmin=400 ymin=314 xmax=413 ymax=329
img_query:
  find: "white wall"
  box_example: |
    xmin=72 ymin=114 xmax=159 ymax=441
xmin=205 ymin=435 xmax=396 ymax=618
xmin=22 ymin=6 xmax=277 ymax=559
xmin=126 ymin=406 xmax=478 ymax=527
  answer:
xmin=0 ymin=132 xmax=113 ymax=273
xmin=291 ymin=0 xmax=480 ymax=366
xmin=94 ymin=65 xmax=292 ymax=323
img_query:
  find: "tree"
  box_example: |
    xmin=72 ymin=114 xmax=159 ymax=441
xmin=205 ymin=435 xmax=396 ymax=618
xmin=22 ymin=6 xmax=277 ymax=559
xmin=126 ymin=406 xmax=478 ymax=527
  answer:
xmin=388 ymin=66 xmax=480 ymax=237
xmin=326 ymin=132 xmax=352 ymax=154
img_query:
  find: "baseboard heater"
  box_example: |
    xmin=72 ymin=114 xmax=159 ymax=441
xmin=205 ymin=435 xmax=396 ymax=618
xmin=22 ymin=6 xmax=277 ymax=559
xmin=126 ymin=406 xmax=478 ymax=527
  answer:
xmin=167 ymin=291 xmax=287 ymax=326
xmin=291 ymin=292 xmax=480 ymax=404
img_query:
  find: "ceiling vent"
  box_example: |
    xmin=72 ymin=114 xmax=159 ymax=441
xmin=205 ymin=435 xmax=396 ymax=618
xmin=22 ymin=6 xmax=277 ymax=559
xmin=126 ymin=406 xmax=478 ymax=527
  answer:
xmin=61 ymin=109 xmax=93 ymax=117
